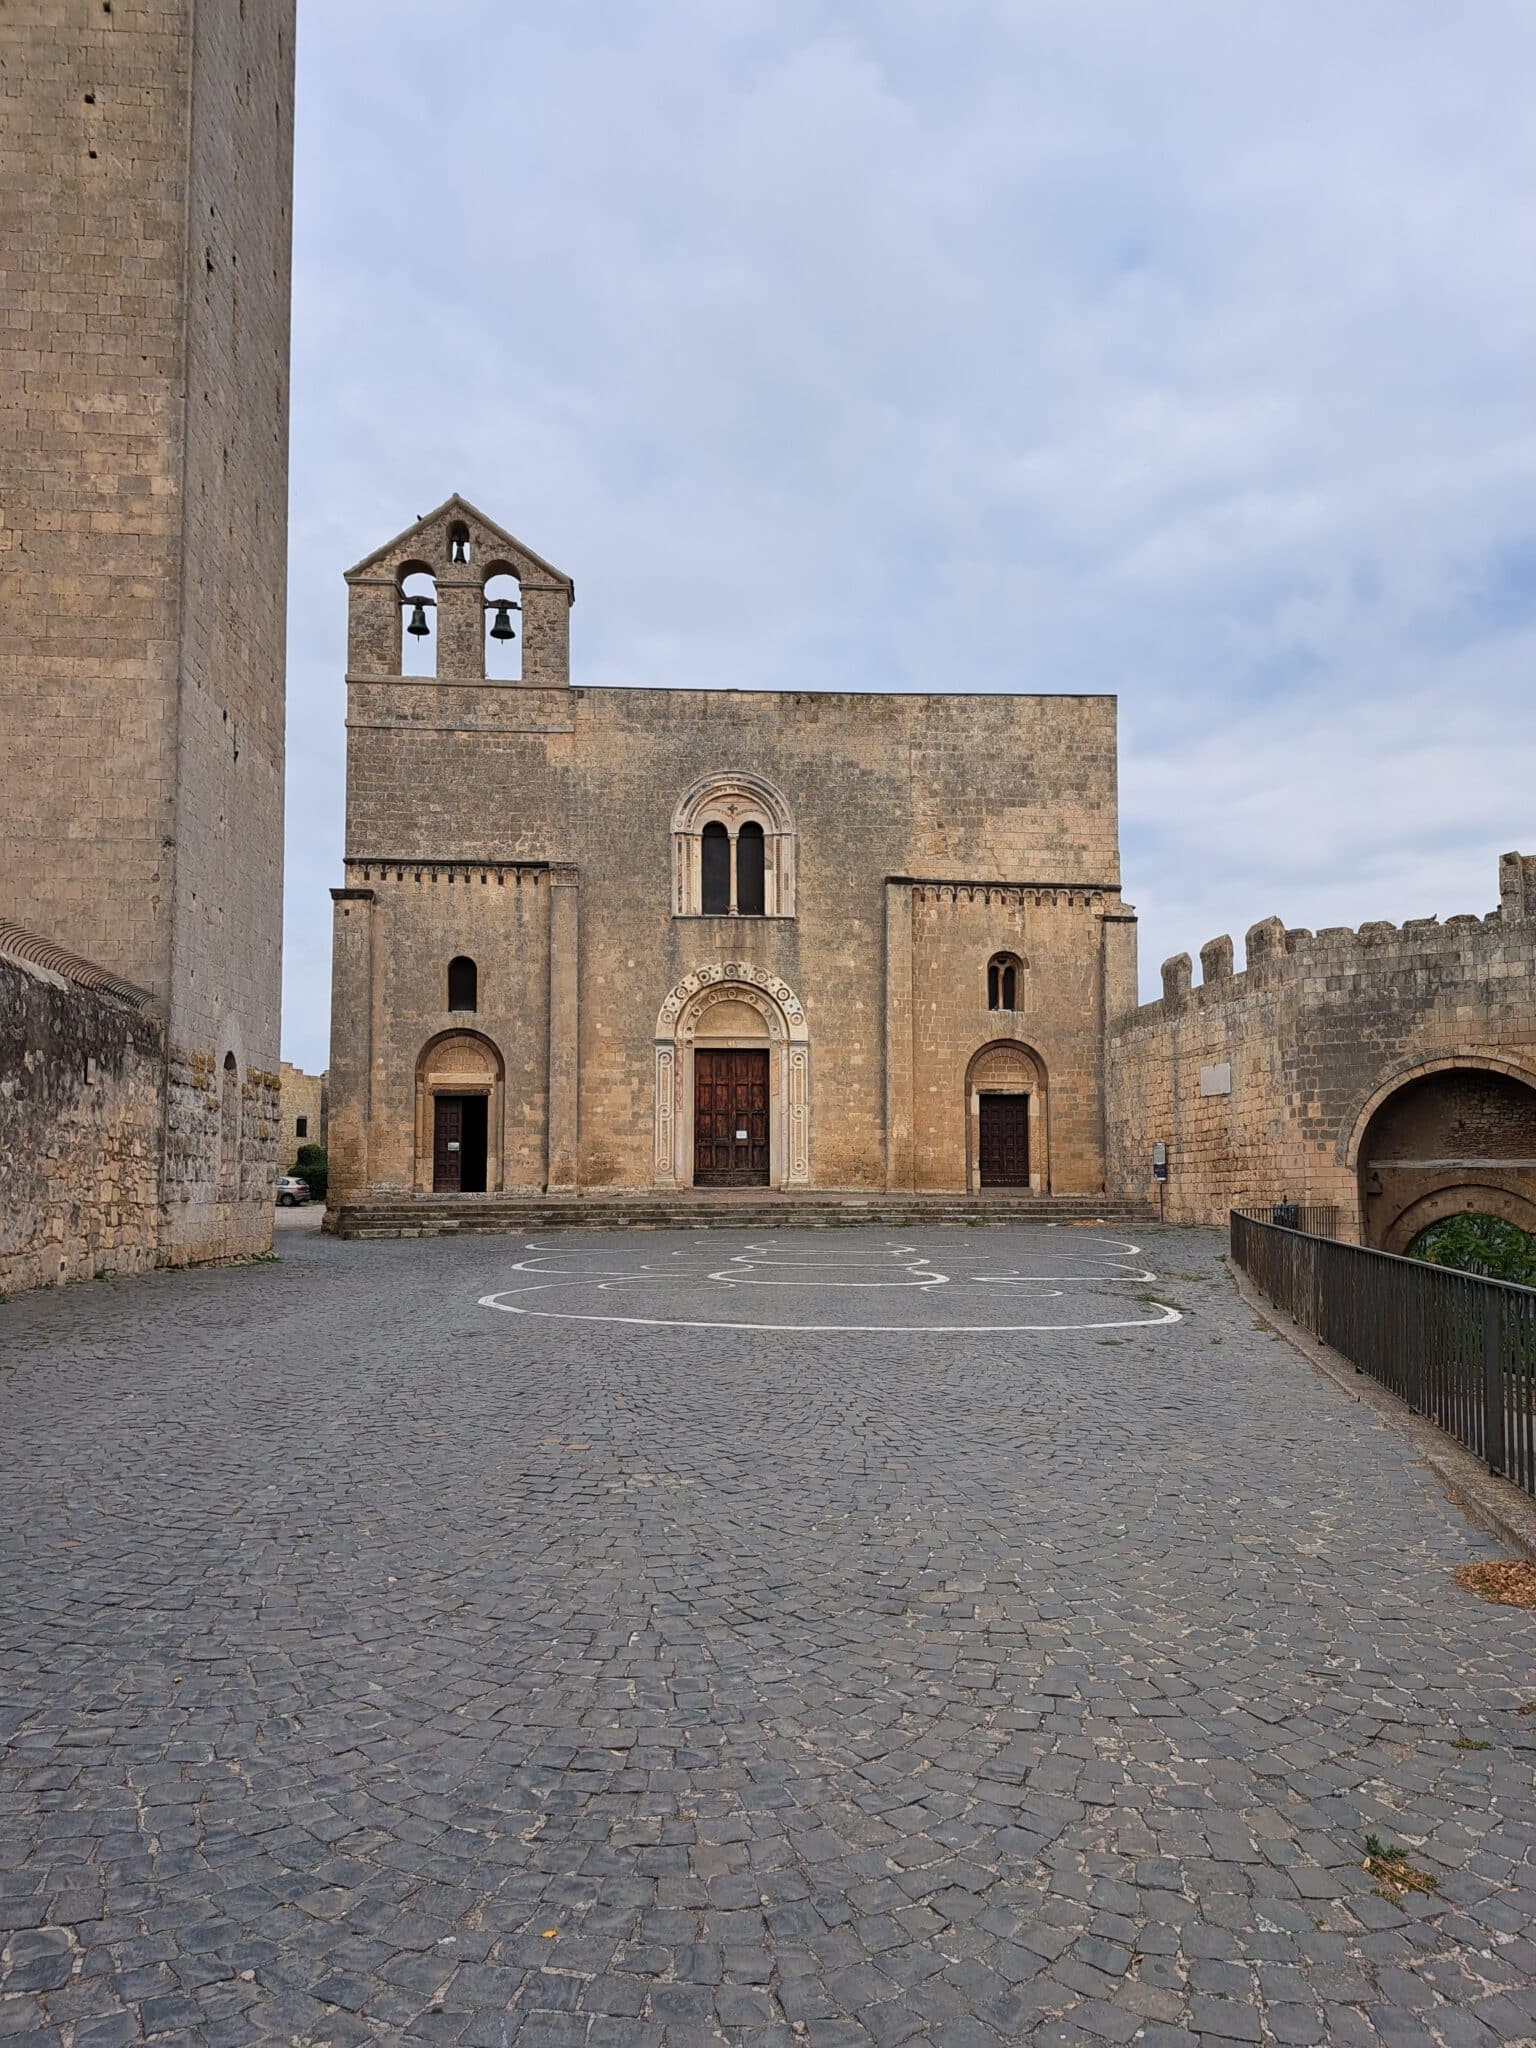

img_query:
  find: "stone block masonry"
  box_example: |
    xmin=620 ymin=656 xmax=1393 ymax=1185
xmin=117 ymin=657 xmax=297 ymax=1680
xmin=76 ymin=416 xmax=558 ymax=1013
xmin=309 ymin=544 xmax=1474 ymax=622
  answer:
xmin=328 ymin=498 xmax=1136 ymax=1203
xmin=0 ymin=2 xmax=296 ymax=1284
xmin=277 ymin=1060 xmax=328 ymax=1167
xmin=0 ymin=934 xmax=164 ymax=1295
xmin=1107 ymin=852 xmax=1536 ymax=1244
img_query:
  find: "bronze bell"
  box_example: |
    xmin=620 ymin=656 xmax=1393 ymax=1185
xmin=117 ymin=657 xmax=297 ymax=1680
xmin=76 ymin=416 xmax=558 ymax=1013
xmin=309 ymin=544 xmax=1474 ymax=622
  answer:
xmin=450 ymin=533 xmax=468 ymax=564
xmin=489 ymin=599 xmax=519 ymax=642
xmin=405 ymin=598 xmax=430 ymax=638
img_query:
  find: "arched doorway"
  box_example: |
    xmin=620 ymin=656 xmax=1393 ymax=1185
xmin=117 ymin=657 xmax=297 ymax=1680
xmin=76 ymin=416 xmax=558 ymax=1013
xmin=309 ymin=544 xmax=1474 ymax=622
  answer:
xmin=413 ymin=1030 xmax=505 ymax=1193
xmin=966 ymin=1041 xmax=1048 ymax=1193
xmin=1356 ymin=1064 xmax=1536 ymax=1251
xmin=654 ymin=964 xmax=810 ymax=1188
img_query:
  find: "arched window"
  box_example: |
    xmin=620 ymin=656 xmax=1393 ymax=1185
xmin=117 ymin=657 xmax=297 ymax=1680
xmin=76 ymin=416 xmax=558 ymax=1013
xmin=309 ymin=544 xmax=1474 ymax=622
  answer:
xmin=399 ymin=566 xmax=437 ymax=677
xmin=988 ymin=952 xmax=1024 ymax=1011
xmin=483 ymin=566 xmax=522 ymax=681
xmin=701 ymin=822 xmax=731 ymax=915
xmin=448 ymin=955 xmax=478 ymax=1013
xmin=671 ymin=773 xmax=796 ymax=918
xmin=736 ymin=821 xmax=765 ymax=916
xmin=448 ymin=520 xmax=472 ymax=565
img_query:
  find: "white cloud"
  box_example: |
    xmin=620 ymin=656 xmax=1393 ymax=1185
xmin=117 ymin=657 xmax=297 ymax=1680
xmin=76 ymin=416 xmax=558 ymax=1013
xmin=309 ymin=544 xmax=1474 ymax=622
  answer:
xmin=281 ymin=0 xmax=1536 ymax=1068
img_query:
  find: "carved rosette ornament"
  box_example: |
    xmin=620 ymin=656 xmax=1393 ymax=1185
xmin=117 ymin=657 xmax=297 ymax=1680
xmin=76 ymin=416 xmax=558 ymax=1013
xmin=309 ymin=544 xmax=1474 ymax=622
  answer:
xmin=655 ymin=960 xmax=808 ymax=1039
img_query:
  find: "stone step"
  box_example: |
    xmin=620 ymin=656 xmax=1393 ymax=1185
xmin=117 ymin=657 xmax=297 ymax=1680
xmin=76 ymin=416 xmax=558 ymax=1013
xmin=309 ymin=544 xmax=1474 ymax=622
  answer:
xmin=328 ymin=1193 xmax=1157 ymax=1239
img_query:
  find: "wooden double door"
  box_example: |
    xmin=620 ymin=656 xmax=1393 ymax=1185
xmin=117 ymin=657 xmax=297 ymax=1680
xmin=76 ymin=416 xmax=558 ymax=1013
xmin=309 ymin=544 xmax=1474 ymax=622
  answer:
xmin=694 ymin=1049 xmax=770 ymax=1186
xmin=978 ymin=1092 xmax=1030 ymax=1187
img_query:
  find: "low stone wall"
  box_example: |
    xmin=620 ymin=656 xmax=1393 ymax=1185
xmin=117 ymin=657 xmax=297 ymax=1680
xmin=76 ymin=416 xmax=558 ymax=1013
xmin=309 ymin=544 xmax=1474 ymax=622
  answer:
xmin=159 ymin=1047 xmax=280 ymax=1265
xmin=0 ymin=949 xmax=166 ymax=1293
xmin=1107 ymin=853 xmax=1536 ymax=1239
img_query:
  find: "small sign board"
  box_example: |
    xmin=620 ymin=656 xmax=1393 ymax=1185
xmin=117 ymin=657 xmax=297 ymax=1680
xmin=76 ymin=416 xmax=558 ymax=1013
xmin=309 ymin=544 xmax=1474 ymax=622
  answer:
xmin=1199 ymin=1061 xmax=1232 ymax=1098
xmin=1152 ymin=1141 xmax=1168 ymax=1184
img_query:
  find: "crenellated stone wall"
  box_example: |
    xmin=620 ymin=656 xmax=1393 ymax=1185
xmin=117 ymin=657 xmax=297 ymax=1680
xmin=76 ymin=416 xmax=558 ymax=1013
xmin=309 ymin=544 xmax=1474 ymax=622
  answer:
xmin=1107 ymin=852 xmax=1536 ymax=1241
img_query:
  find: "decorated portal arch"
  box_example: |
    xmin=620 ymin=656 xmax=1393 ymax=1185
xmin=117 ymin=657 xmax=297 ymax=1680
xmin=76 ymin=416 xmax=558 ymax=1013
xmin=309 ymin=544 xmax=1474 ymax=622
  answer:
xmin=654 ymin=963 xmax=810 ymax=1188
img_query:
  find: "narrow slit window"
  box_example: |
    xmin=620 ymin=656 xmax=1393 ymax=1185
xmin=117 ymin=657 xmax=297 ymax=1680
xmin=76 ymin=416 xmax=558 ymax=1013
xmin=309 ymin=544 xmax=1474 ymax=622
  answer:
xmin=448 ymin=955 xmax=478 ymax=1012
xmin=736 ymin=821 xmax=765 ymax=916
xmin=701 ymin=822 xmax=730 ymax=914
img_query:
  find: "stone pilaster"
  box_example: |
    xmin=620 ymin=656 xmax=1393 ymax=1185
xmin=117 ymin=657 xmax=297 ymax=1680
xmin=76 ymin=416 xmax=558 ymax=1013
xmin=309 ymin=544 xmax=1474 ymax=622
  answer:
xmin=884 ymin=879 xmax=914 ymax=1190
xmin=547 ymin=866 xmax=580 ymax=1190
xmin=328 ymin=888 xmax=375 ymax=1204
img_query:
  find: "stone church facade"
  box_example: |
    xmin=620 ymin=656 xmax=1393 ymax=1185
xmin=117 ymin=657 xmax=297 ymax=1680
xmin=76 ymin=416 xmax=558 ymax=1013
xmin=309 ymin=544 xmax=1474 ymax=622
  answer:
xmin=327 ymin=498 xmax=1140 ymax=1206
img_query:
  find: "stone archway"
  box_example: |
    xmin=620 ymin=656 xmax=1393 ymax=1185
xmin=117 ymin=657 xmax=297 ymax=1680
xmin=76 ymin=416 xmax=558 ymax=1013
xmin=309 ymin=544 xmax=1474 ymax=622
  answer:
xmin=1381 ymin=1184 xmax=1536 ymax=1256
xmin=1355 ymin=1063 xmax=1536 ymax=1251
xmin=965 ymin=1040 xmax=1049 ymax=1193
xmin=654 ymin=963 xmax=810 ymax=1188
xmin=413 ymin=1029 xmax=505 ymax=1193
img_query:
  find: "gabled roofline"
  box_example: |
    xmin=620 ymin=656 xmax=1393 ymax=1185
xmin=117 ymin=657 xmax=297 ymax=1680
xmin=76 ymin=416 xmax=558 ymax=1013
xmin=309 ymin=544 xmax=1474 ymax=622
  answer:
xmin=344 ymin=493 xmax=573 ymax=589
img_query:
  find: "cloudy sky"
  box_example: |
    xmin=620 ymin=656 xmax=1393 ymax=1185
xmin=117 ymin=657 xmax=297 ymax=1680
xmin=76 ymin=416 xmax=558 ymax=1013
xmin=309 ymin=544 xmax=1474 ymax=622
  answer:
xmin=281 ymin=0 xmax=1535 ymax=1073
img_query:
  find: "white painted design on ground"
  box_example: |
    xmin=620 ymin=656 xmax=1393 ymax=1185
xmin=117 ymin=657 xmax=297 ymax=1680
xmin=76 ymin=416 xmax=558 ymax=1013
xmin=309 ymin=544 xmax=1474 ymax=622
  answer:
xmin=478 ymin=1233 xmax=1183 ymax=1334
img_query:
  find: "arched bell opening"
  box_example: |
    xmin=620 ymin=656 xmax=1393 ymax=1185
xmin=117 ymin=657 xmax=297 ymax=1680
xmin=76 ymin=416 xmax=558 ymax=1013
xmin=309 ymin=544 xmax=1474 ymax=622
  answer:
xmin=483 ymin=563 xmax=523 ymax=681
xmin=398 ymin=562 xmax=437 ymax=677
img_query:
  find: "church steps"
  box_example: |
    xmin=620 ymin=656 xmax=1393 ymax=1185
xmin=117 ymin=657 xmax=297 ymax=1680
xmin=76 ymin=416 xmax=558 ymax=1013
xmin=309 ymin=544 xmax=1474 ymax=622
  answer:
xmin=327 ymin=1193 xmax=1157 ymax=1239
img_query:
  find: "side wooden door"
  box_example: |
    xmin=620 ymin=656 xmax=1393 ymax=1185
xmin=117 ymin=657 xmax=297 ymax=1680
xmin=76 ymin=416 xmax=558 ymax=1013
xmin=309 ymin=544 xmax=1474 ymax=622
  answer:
xmin=433 ymin=1095 xmax=464 ymax=1192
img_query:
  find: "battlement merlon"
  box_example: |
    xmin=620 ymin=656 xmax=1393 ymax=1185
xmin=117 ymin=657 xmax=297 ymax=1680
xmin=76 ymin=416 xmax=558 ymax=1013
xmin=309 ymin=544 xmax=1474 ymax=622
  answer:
xmin=1130 ymin=852 xmax=1534 ymax=1021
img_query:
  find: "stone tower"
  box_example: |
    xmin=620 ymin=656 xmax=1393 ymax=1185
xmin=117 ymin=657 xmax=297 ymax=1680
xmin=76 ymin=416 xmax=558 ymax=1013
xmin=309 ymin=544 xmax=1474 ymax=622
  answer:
xmin=0 ymin=1 xmax=297 ymax=1262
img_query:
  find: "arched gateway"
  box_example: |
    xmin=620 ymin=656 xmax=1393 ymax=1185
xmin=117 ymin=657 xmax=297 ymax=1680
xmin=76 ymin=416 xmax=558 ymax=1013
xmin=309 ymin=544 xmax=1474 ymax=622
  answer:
xmin=654 ymin=964 xmax=810 ymax=1188
xmin=1351 ymin=1058 xmax=1536 ymax=1252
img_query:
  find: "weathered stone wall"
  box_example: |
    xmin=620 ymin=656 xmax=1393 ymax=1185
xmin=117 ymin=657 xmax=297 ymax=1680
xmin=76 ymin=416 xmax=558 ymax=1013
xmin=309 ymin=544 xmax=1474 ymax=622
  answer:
xmin=331 ymin=500 xmax=1130 ymax=1199
xmin=905 ymin=884 xmax=1120 ymax=1193
xmin=0 ymin=954 xmax=165 ymax=1296
xmin=158 ymin=0 xmax=294 ymax=1264
xmin=0 ymin=0 xmax=192 ymax=997
xmin=277 ymin=1061 xmax=328 ymax=1167
xmin=330 ymin=865 xmax=553 ymax=1195
xmin=1106 ymin=852 xmax=1536 ymax=1241
xmin=0 ymin=1 xmax=296 ymax=1271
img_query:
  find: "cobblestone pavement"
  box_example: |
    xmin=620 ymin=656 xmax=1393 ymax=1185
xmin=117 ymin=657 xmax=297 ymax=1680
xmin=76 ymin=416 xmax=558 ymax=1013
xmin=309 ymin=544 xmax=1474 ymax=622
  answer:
xmin=2 ymin=1224 xmax=1533 ymax=2048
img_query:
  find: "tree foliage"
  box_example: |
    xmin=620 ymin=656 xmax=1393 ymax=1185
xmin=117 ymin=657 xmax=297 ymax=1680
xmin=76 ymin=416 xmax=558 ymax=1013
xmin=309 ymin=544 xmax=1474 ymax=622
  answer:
xmin=1408 ymin=1213 xmax=1536 ymax=1287
xmin=293 ymin=1143 xmax=328 ymax=1201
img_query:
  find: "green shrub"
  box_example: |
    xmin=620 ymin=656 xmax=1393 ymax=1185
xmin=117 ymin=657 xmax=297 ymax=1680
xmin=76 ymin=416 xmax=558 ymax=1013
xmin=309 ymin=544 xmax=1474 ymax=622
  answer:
xmin=293 ymin=1143 xmax=328 ymax=1202
xmin=1409 ymin=1213 xmax=1536 ymax=1287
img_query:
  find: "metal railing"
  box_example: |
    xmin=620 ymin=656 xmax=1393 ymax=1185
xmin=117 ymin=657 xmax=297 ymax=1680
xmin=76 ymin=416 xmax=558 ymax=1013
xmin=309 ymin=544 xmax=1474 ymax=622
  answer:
xmin=1231 ymin=1211 xmax=1536 ymax=1498
xmin=1233 ymin=1202 xmax=1339 ymax=1239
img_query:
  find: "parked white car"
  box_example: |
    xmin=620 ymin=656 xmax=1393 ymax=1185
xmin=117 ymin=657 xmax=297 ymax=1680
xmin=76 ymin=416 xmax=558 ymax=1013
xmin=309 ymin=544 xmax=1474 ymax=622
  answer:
xmin=274 ymin=1175 xmax=311 ymax=1207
